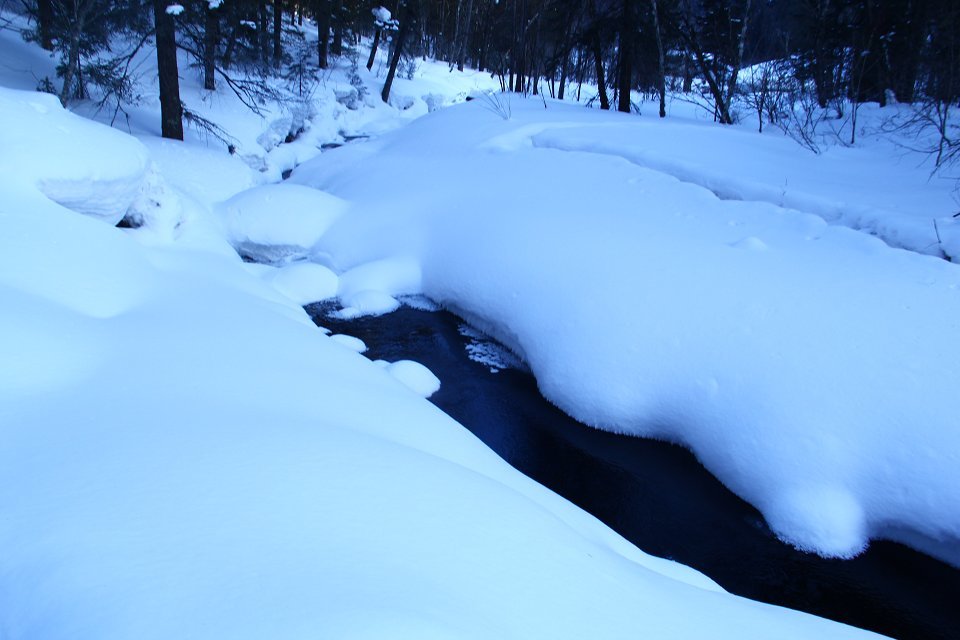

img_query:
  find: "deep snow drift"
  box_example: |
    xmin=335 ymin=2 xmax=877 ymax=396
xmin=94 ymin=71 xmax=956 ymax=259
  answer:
xmin=291 ymin=98 xmax=960 ymax=566
xmin=0 ymin=80 xmax=888 ymax=639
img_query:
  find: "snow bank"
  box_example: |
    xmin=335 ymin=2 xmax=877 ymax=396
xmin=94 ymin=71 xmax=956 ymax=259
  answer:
xmin=294 ymin=98 xmax=960 ymax=565
xmin=530 ymin=116 xmax=960 ymax=259
xmin=0 ymin=87 xmax=150 ymax=224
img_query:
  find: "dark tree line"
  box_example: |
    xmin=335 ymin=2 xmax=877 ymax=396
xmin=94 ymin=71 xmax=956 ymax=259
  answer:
xmin=16 ymin=0 xmax=960 ymax=148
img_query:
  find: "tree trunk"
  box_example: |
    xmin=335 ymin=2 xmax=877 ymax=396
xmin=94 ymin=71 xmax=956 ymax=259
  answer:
xmin=616 ymin=0 xmax=633 ymax=113
xmin=457 ymin=0 xmax=474 ymax=70
xmin=591 ymin=32 xmax=609 ymax=110
xmin=273 ymin=0 xmax=283 ymax=68
xmin=722 ymin=0 xmax=751 ymax=116
xmin=331 ymin=0 xmax=343 ymax=56
xmin=222 ymin=1 xmax=242 ymax=68
xmin=650 ymin=0 xmax=666 ymax=117
xmin=58 ymin=30 xmax=80 ymax=106
xmin=382 ymin=3 xmax=410 ymax=103
xmin=38 ymin=0 xmax=54 ymax=50
xmin=154 ymin=0 xmax=183 ymax=140
xmin=367 ymin=28 xmax=381 ymax=70
xmin=204 ymin=4 xmax=219 ymax=90
xmin=316 ymin=0 xmax=330 ymax=68
xmin=680 ymin=12 xmax=736 ymax=124
xmin=557 ymin=55 xmax=568 ymax=100
xmin=450 ymin=0 xmax=463 ymax=66
xmin=691 ymin=47 xmax=733 ymax=124
xmin=576 ymin=47 xmax=585 ymax=100
xmin=259 ymin=0 xmax=269 ymax=61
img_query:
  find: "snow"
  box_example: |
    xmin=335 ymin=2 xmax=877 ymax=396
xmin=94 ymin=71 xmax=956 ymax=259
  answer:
xmin=165 ymin=3 xmax=184 ymax=15
xmin=0 ymin=88 xmax=150 ymax=225
xmin=293 ymin=97 xmax=960 ymax=566
xmin=332 ymin=256 xmax=421 ymax=316
xmin=1 ymin=8 xmax=952 ymax=635
xmin=329 ymin=333 xmax=368 ymax=352
xmin=372 ymin=6 xmax=392 ymax=24
xmin=385 ymin=359 xmax=442 ymax=397
xmin=0 ymin=76 xmax=883 ymax=640
xmin=531 ymin=117 xmax=960 ymax=258
xmin=267 ymin=261 xmax=339 ymax=304
xmin=336 ymin=289 xmax=401 ymax=317
xmin=217 ymin=183 xmax=347 ymax=263
xmin=459 ymin=322 xmax=524 ymax=373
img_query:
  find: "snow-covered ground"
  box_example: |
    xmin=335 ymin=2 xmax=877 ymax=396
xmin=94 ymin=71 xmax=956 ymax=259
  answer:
xmin=0 ymin=83 xmax=890 ymax=640
xmin=3 ymin=5 xmax=960 ymax=636
xmin=533 ymin=104 xmax=960 ymax=258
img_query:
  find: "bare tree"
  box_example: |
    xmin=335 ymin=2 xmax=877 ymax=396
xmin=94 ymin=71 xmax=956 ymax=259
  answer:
xmin=677 ymin=0 xmax=751 ymax=124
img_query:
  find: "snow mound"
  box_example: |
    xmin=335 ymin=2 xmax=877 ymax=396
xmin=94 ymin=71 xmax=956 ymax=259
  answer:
xmin=337 ymin=289 xmax=401 ymax=318
xmin=0 ymin=87 xmax=150 ymax=224
xmin=385 ymin=360 xmax=441 ymax=398
xmin=329 ymin=333 xmax=368 ymax=352
xmin=729 ymin=236 xmax=769 ymax=251
xmin=218 ymin=184 xmax=348 ymax=263
xmin=388 ymin=93 xmax=417 ymax=111
xmin=268 ymin=262 xmax=339 ymax=304
xmin=338 ymin=257 xmax=422 ymax=300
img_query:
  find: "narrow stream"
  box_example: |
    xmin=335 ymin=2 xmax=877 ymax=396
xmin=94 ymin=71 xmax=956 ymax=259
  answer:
xmin=306 ymin=299 xmax=960 ymax=640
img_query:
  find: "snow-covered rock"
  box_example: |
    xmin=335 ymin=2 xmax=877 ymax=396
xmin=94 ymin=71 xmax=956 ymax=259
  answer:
xmin=217 ymin=183 xmax=347 ymax=264
xmin=268 ymin=261 xmax=339 ymax=304
xmin=385 ymin=359 xmax=441 ymax=397
xmin=329 ymin=333 xmax=368 ymax=352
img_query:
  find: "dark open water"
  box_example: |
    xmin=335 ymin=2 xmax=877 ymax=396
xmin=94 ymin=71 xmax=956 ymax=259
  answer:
xmin=306 ymin=300 xmax=960 ymax=640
